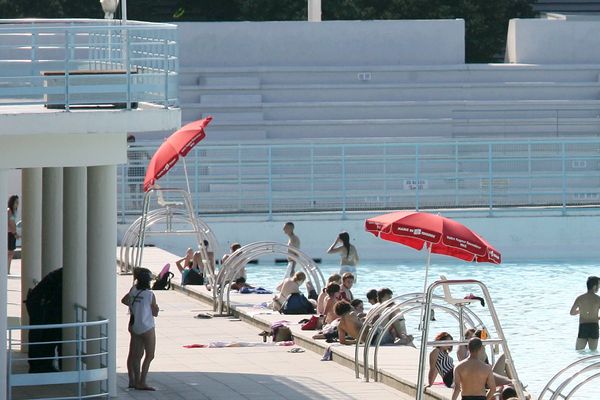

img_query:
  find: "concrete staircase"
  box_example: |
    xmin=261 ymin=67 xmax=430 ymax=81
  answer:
xmin=178 ymin=64 xmax=600 ymax=141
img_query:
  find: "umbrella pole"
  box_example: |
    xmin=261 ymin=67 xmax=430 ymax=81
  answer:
xmin=419 ymin=244 xmax=433 ymax=330
xmin=182 ymin=157 xmax=192 ymax=195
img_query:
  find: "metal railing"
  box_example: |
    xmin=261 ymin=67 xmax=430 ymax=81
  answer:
xmin=0 ymin=18 xmax=178 ymax=109
xmin=117 ymin=138 xmax=600 ymax=219
xmin=7 ymin=318 xmax=109 ymax=399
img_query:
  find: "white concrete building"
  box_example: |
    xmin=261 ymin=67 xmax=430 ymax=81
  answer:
xmin=0 ymin=19 xmax=180 ymax=397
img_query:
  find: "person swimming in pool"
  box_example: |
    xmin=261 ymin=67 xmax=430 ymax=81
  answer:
xmin=570 ymin=276 xmax=600 ymax=350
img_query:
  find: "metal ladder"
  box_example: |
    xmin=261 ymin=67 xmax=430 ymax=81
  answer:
xmin=414 ymin=279 xmax=526 ymax=400
xmin=538 ymin=355 xmax=600 ymax=400
xmin=119 ymin=187 xmax=218 ymax=285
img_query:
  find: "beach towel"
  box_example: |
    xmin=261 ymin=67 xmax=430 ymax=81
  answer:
xmin=239 ymin=287 xmax=273 ymax=294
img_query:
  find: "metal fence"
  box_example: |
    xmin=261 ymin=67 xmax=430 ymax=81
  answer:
xmin=7 ymin=318 xmax=109 ymax=399
xmin=117 ymin=138 xmax=600 ymax=219
xmin=0 ymin=18 xmax=178 ymax=109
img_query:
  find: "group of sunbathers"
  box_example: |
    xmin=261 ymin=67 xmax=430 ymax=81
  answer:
xmin=427 ymin=329 xmax=527 ymax=400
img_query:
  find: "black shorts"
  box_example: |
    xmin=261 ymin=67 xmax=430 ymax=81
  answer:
xmin=8 ymin=232 xmax=16 ymax=251
xmin=578 ymin=322 xmax=599 ymax=339
xmin=443 ymin=370 xmax=454 ymax=388
xmin=462 ymin=397 xmax=486 ymax=400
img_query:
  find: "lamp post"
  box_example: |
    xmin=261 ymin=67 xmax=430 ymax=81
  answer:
xmin=100 ymin=0 xmax=119 ymax=20
xmin=308 ymin=0 xmax=321 ymax=21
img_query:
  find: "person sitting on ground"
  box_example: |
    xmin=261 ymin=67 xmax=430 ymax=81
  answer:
xmin=176 ymin=249 xmax=204 ymax=285
xmin=458 ymin=328 xmax=513 ymax=388
xmin=335 ymin=300 xmax=368 ymax=345
xmin=272 ymin=271 xmax=305 ymax=311
xmin=323 ymin=283 xmax=343 ymax=324
xmin=458 ymin=328 xmax=477 ymax=361
xmin=201 ymin=240 xmax=216 ymax=284
xmin=221 ymin=243 xmax=244 ymax=280
xmin=340 ymin=272 xmax=354 ymax=301
xmin=231 ymin=277 xmax=254 ymax=291
xmin=427 ymin=332 xmax=455 ymax=388
xmin=317 ymin=274 xmax=342 ymax=314
xmin=366 ymin=289 xmax=378 ymax=306
xmin=351 ymin=299 xmax=365 ymax=319
xmin=376 ymin=288 xmax=414 ymax=346
xmin=452 ymin=337 xmax=495 ymax=400
xmin=501 ymin=387 xmax=517 ymax=400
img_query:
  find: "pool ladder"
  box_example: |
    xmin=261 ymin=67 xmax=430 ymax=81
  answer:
xmin=353 ymin=279 xmax=526 ymax=400
xmin=538 ymin=355 xmax=600 ymax=400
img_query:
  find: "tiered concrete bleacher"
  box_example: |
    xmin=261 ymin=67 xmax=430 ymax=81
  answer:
xmin=179 ymin=64 xmax=600 ymax=141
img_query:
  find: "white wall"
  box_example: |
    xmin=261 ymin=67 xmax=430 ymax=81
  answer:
xmin=176 ymin=20 xmax=465 ymax=67
xmin=130 ymin=212 xmax=600 ymax=264
xmin=507 ymin=18 xmax=600 ymax=64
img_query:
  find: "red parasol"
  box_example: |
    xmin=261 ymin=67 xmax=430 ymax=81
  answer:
xmin=366 ymin=210 xmax=501 ymax=305
xmin=365 ymin=211 xmax=501 ymax=264
xmin=144 ymin=117 xmax=212 ymax=192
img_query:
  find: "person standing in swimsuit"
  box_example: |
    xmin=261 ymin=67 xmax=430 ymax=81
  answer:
xmin=7 ymin=195 xmax=19 ymax=275
xmin=570 ymin=276 xmax=600 ymax=350
xmin=327 ymin=231 xmax=359 ymax=281
xmin=452 ymin=337 xmax=496 ymax=400
xmin=283 ymin=222 xmax=300 ymax=277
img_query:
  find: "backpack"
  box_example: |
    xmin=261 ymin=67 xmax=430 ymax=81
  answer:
xmin=152 ymin=271 xmax=174 ymax=290
xmin=281 ymin=293 xmax=316 ymax=315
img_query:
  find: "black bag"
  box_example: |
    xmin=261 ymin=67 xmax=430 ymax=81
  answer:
xmin=182 ymin=268 xmax=204 ymax=285
xmin=152 ymin=271 xmax=174 ymax=290
xmin=281 ymin=293 xmax=315 ymax=315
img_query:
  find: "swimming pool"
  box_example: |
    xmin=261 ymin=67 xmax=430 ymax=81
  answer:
xmin=245 ymin=260 xmax=600 ymax=399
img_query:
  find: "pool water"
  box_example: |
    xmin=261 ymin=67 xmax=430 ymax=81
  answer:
xmin=245 ymin=261 xmax=600 ymax=399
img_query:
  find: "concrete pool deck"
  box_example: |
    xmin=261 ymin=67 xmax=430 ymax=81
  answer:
xmin=8 ymin=257 xmax=411 ymax=400
xmin=124 ymin=247 xmax=455 ymax=400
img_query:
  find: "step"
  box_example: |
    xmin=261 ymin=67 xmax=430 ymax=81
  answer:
xmin=180 ymin=64 xmax=600 ymax=85
xmin=183 ymin=109 xmax=264 ymax=122
xmin=200 ymin=94 xmax=263 ymax=104
xmin=191 ymin=83 xmax=600 ymax=102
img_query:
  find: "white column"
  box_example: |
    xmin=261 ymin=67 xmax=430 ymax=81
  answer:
xmin=0 ymin=169 xmax=9 ymax=396
xmin=87 ymin=165 xmax=117 ymax=397
xmin=21 ymin=168 xmax=43 ymax=327
xmin=42 ymin=167 xmax=63 ymax=277
xmin=308 ymin=0 xmax=322 ymax=21
xmin=63 ymin=167 xmax=87 ymax=371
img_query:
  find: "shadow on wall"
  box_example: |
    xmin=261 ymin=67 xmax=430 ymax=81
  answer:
xmin=116 ymin=371 xmax=359 ymax=399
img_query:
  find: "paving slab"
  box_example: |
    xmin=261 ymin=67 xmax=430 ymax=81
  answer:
xmin=125 ymin=247 xmax=454 ymax=400
xmin=8 ymin=256 xmax=413 ymax=400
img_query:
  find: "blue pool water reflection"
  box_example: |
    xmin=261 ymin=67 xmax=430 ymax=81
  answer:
xmin=246 ymin=260 xmax=600 ymax=399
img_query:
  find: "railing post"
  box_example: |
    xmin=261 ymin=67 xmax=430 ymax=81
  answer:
xmin=454 ymin=143 xmax=459 ymax=206
xmin=341 ymin=145 xmax=347 ymax=218
xmin=64 ymin=30 xmax=70 ymax=111
xmin=488 ymin=143 xmax=493 ymax=216
xmin=415 ymin=144 xmax=420 ymax=211
xmin=7 ymin=329 xmax=12 ymax=400
xmin=561 ymin=142 xmax=567 ymax=215
xmin=310 ymin=144 xmax=315 ymax=209
xmin=120 ymin=164 xmax=126 ymax=223
xmin=383 ymin=144 xmax=388 ymax=208
xmin=125 ymin=26 xmax=131 ymax=110
xmin=268 ymin=146 xmax=273 ymax=220
xmin=238 ymin=145 xmax=242 ymax=212
xmin=163 ymin=37 xmax=169 ymax=108
xmin=528 ymin=142 xmax=532 ymax=205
